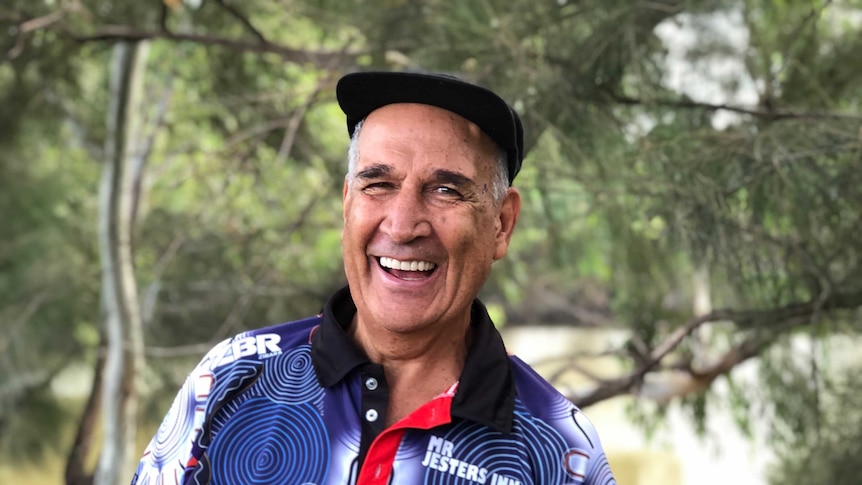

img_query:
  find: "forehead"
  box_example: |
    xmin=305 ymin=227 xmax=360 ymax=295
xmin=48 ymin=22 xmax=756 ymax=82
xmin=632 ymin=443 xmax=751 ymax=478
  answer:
xmin=357 ymin=103 xmax=498 ymax=175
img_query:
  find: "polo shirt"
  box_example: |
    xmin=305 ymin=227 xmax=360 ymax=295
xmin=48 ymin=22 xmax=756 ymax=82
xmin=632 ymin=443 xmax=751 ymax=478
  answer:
xmin=132 ymin=287 xmax=616 ymax=485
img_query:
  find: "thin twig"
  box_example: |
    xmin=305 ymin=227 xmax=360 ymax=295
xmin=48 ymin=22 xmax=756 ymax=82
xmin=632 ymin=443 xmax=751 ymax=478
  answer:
xmin=145 ymin=342 xmax=214 ymax=358
xmin=7 ymin=10 xmax=67 ymax=58
xmin=66 ymin=27 xmax=359 ymax=69
xmin=213 ymin=0 xmax=266 ymax=43
xmin=610 ymin=93 xmax=862 ymax=122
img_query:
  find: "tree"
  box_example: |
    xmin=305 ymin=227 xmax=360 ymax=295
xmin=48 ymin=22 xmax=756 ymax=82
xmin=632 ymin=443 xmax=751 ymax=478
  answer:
xmin=2 ymin=1 xmax=355 ymax=482
xmin=1 ymin=0 xmax=861 ymax=483
xmin=93 ymin=40 xmax=149 ymax=485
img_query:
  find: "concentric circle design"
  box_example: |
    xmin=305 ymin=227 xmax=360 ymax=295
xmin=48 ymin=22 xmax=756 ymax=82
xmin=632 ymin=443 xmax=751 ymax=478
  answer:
xmin=544 ymin=391 xmax=578 ymax=420
xmin=591 ymin=454 xmax=617 ymax=485
xmin=210 ymin=394 xmax=254 ymax=436
xmin=423 ymin=414 xmax=570 ymax=485
xmin=208 ymin=398 xmax=329 ymax=484
xmin=258 ymin=345 xmax=323 ymax=405
xmin=514 ymin=412 xmax=569 ymax=483
xmin=424 ymin=422 xmax=529 ymax=485
xmin=150 ymin=379 xmax=198 ymax=466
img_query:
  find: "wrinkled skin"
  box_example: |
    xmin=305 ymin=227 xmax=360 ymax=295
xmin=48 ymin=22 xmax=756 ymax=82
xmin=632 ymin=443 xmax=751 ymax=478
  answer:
xmin=342 ymin=103 xmax=521 ymax=347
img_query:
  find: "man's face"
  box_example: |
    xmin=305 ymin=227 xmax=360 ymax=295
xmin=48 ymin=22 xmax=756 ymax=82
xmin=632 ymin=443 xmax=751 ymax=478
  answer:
xmin=342 ymin=103 xmax=520 ymax=335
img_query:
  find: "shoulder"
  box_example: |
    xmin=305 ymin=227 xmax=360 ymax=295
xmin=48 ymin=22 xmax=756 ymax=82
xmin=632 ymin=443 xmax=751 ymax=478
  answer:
xmin=508 ymin=356 xmax=617 ymax=484
xmin=508 ymin=354 xmax=575 ymax=415
xmin=131 ymin=315 xmax=324 ymax=484
xmin=508 ymin=355 xmax=601 ymax=444
xmin=168 ymin=315 xmax=323 ymax=410
xmin=199 ymin=315 xmax=322 ymax=373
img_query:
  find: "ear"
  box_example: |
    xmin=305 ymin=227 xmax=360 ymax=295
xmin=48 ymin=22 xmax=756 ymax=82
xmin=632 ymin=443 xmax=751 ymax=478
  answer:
xmin=493 ymin=187 xmax=521 ymax=261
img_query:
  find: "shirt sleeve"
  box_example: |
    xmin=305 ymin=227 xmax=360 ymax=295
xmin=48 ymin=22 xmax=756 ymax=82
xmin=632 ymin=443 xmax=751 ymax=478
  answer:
xmin=572 ymin=410 xmax=617 ymax=485
xmin=130 ymin=339 xmax=230 ymax=485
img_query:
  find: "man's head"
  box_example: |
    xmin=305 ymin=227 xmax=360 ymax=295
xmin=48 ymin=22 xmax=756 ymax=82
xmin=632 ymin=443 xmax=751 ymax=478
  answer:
xmin=336 ymin=72 xmax=522 ymax=334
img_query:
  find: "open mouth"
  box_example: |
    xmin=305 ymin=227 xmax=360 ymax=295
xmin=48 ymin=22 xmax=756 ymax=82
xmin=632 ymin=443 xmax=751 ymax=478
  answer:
xmin=378 ymin=256 xmax=437 ymax=280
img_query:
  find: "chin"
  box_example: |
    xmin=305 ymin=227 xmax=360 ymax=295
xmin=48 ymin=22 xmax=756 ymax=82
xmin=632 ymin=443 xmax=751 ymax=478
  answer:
xmin=365 ymin=306 xmax=436 ymax=333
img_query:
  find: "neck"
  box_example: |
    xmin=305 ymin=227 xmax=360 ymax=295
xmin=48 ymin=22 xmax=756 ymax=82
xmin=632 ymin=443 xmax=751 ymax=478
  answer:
xmin=349 ymin=312 xmax=473 ymax=425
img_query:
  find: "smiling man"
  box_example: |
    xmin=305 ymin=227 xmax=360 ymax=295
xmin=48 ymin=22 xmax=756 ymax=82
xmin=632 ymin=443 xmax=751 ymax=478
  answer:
xmin=131 ymin=71 xmax=616 ymax=485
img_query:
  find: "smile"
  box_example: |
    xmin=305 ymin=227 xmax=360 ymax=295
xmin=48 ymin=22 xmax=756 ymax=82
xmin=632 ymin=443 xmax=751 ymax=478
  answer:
xmin=378 ymin=256 xmax=437 ymax=274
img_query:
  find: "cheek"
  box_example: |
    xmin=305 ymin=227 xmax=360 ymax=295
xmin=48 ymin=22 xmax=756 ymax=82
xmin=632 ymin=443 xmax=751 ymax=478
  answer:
xmin=344 ymin=201 xmax=371 ymax=232
xmin=342 ymin=213 xmax=369 ymax=251
xmin=449 ymin=217 xmax=496 ymax=259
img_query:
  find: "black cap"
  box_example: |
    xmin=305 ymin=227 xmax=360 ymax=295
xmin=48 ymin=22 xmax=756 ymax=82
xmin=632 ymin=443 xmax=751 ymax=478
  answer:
xmin=336 ymin=71 xmax=524 ymax=185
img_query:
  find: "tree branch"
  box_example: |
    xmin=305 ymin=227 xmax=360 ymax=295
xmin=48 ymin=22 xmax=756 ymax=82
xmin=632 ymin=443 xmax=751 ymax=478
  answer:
xmin=638 ymin=1 xmax=684 ymax=14
xmin=213 ymin=0 xmax=266 ymax=43
xmin=5 ymin=2 xmax=92 ymax=59
xmin=0 ymin=293 xmax=50 ymax=356
xmin=65 ymin=26 xmax=360 ymax=69
xmin=609 ymin=93 xmax=862 ymax=122
xmin=571 ymin=291 xmax=862 ymax=407
xmin=274 ymin=73 xmax=333 ymax=165
xmin=7 ymin=10 xmax=67 ymax=59
xmin=145 ymin=342 xmax=214 ymax=358
xmin=632 ymin=331 xmax=775 ymax=403
xmin=141 ymin=234 xmax=186 ymax=327
xmin=158 ymin=1 xmax=170 ymax=32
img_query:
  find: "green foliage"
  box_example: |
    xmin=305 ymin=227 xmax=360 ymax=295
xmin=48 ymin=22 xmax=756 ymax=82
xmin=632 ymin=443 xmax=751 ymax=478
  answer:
xmin=766 ymin=359 xmax=862 ymax=485
xmin=0 ymin=385 xmax=68 ymax=461
xmin=1 ymin=0 xmax=862 ymax=479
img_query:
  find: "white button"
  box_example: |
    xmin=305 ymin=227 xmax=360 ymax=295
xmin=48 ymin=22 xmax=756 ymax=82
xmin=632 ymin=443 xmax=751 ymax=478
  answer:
xmin=365 ymin=377 xmax=378 ymax=391
xmin=365 ymin=409 xmax=379 ymax=422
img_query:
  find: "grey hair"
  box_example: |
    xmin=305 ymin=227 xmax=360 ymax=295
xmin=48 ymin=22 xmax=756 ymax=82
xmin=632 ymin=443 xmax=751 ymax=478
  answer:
xmin=346 ymin=120 xmax=510 ymax=204
xmin=346 ymin=119 xmax=364 ymax=181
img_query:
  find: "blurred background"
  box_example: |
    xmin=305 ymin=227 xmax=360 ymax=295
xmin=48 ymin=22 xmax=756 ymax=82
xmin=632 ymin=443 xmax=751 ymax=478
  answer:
xmin=2 ymin=0 xmax=861 ymax=484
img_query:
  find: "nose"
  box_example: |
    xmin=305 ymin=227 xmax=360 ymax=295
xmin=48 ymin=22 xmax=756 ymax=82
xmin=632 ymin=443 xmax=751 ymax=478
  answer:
xmin=381 ymin=189 xmax=432 ymax=243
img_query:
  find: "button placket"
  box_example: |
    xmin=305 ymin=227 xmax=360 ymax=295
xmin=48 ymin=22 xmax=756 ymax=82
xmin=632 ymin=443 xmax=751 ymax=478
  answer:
xmin=357 ymin=365 xmax=389 ymax=469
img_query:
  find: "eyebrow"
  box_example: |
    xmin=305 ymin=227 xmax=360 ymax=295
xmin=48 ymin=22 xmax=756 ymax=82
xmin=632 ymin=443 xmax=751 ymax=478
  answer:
xmin=354 ymin=165 xmax=476 ymax=188
xmin=355 ymin=164 xmax=391 ymax=179
xmin=432 ymin=169 xmax=475 ymax=188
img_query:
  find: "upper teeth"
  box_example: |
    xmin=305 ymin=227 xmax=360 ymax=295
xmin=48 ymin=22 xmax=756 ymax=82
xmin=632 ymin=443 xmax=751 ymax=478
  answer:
xmin=379 ymin=257 xmax=436 ymax=272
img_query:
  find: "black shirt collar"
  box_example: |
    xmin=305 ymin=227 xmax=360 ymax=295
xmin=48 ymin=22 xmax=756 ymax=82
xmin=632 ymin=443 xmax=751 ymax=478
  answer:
xmin=310 ymin=286 xmax=514 ymax=433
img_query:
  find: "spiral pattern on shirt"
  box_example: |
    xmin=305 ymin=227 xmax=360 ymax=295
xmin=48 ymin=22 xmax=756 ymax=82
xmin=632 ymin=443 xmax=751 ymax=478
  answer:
xmin=423 ymin=413 xmax=570 ymax=485
xmin=513 ymin=411 xmax=569 ymax=483
xmin=257 ymin=345 xmax=322 ymax=405
xmin=424 ymin=423 xmax=528 ymax=485
xmin=544 ymin=391 xmax=578 ymax=420
xmin=208 ymin=397 xmax=329 ymax=484
xmin=590 ymin=455 xmax=617 ymax=485
xmin=150 ymin=379 xmax=198 ymax=466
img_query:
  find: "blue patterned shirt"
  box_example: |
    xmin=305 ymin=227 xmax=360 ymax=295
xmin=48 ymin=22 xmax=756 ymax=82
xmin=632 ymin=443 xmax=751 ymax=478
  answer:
xmin=132 ymin=287 xmax=616 ymax=485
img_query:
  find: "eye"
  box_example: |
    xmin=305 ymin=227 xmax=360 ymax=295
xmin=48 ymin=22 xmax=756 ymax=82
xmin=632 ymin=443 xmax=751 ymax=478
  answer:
xmin=432 ymin=186 xmax=463 ymax=198
xmin=361 ymin=181 xmax=395 ymax=195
